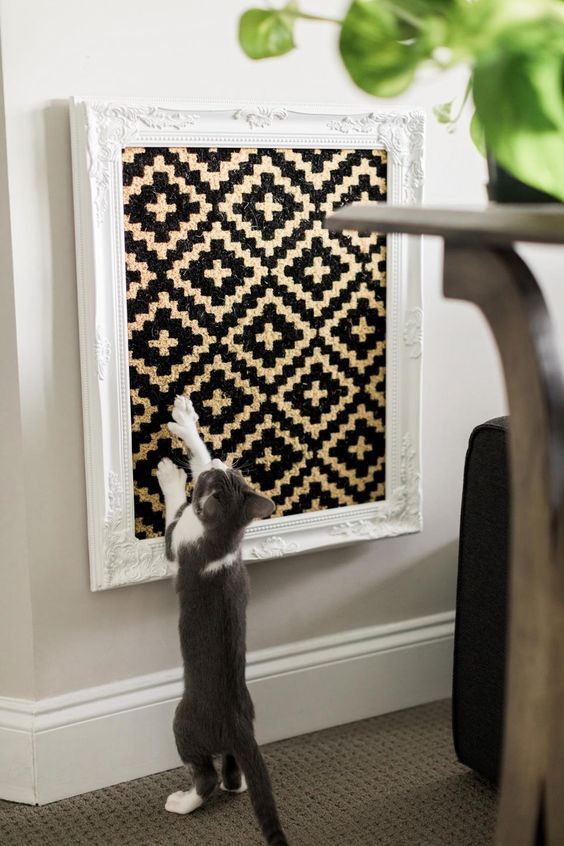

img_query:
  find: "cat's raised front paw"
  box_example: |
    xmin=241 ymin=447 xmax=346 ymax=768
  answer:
xmin=156 ymin=458 xmax=187 ymax=492
xmin=165 ymin=788 xmax=204 ymax=815
xmin=172 ymin=395 xmax=199 ymax=427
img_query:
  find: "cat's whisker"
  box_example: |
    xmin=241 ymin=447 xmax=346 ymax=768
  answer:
xmin=231 ymin=456 xmax=253 ymax=473
xmin=168 ymin=453 xmax=195 ymax=478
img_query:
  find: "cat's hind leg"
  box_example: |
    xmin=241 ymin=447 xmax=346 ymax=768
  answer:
xmin=166 ymin=703 xmax=219 ymax=814
xmin=165 ymin=754 xmax=218 ymax=815
xmin=221 ymin=753 xmax=248 ymax=794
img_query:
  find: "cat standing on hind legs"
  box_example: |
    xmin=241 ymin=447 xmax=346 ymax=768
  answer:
xmin=156 ymin=394 xmax=289 ymax=846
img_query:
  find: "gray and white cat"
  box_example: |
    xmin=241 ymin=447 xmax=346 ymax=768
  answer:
xmin=156 ymin=394 xmax=288 ymax=846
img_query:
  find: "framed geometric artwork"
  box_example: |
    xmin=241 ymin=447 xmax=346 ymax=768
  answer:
xmin=70 ymin=98 xmax=424 ymax=590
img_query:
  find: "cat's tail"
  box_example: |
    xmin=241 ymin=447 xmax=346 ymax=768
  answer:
xmin=233 ymin=731 xmax=289 ymax=846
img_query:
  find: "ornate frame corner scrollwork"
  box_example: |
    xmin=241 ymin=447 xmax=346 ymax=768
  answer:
xmin=329 ymin=434 xmax=422 ymax=541
xmin=85 ymin=102 xmax=199 ymax=224
xmin=327 ymin=110 xmax=424 ymax=204
xmin=103 ymin=471 xmax=170 ymax=588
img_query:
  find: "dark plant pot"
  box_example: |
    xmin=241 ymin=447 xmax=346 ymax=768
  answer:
xmin=487 ymin=152 xmax=560 ymax=204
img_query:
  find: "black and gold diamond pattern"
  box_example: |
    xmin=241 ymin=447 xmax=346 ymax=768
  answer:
xmin=123 ymin=146 xmax=387 ymax=539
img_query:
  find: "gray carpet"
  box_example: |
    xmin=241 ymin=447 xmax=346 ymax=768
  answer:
xmin=0 ymin=700 xmax=497 ymax=845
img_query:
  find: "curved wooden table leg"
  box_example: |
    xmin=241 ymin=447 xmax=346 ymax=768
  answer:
xmin=443 ymin=244 xmax=564 ymax=846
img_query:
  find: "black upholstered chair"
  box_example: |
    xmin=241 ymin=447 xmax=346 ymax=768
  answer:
xmin=452 ymin=417 xmax=509 ymax=784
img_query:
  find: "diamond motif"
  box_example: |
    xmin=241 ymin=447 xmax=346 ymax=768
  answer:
xmin=219 ymin=155 xmax=315 ymax=257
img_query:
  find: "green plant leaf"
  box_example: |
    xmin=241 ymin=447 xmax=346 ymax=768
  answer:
xmin=473 ymin=39 xmax=564 ymax=200
xmin=339 ymin=0 xmax=425 ymax=97
xmin=239 ymin=8 xmax=295 ymax=60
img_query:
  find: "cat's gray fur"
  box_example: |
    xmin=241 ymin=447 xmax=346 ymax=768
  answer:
xmin=157 ymin=395 xmax=288 ymax=846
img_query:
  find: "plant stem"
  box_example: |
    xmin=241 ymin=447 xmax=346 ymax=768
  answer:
xmin=294 ymin=11 xmax=343 ymax=23
xmin=450 ymin=77 xmax=473 ymax=125
xmin=380 ymin=1 xmax=425 ymax=30
xmin=281 ymin=0 xmax=341 ymax=24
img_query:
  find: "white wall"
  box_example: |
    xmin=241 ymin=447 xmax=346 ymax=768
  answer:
xmin=0 ymin=0 xmax=516 ymax=701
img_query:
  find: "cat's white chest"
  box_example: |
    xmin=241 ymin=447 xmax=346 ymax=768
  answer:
xmin=203 ymin=552 xmax=238 ymax=576
xmin=172 ymin=505 xmax=204 ymax=554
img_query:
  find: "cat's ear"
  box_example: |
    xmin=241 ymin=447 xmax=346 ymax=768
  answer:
xmin=244 ymin=491 xmax=275 ymax=521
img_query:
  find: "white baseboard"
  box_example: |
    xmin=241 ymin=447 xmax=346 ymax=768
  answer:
xmin=0 ymin=698 xmax=35 ymax=804
xmin=0 ymin=611 xmax=454 ymax=805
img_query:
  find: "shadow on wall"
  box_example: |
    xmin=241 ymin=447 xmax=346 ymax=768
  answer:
xmin=246 ymin=539 xmax=459 ymax=650
xmin=40 ymin=100 xmax=89 ymax=583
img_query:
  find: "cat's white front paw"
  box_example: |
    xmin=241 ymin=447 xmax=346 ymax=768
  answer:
xmin=172 ymin=395 xmax=199 ymax=427
xmin=156 ymin=458 xmax=187 ymax=493
xmin=165 ymin=788 xmax=204 ymax=815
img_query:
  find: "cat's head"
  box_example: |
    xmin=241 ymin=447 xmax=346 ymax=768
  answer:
xmin=193 ymin=459 xmax=274 ymax=531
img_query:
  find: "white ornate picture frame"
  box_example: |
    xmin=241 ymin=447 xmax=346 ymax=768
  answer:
xmin=70 ymin=98 xmax=424 ymax=590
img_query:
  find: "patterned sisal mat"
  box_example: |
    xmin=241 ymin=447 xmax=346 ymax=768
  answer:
xmin=122 ymin=147 xmax=387 ymax=539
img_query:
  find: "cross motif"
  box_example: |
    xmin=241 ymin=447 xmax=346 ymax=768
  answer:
xmin=148 ymin=329 xmax=178 ymax=356
xmin=256 ymin=192 xmax=283 ymax=222
xmin=260 ymin=446 xmax=278 ymax=469
xmin=146 ymin=193 xmax=176 ymax=222
xmin=255 ymin=322 xmax=283 ymax=351
xmin=204 ymin=259 xmax=232 ymax=286
xmin=350 ymin=435 xmax=371 ymax=461
xmin=203 ymin=388 xmax=231 ymax=415
xmin=304 ymin=256 xmax=330 ymax=285
xmin=350 ymin=316 xmax=376 ymax=343
xmin=303 ymin=380 xmax=329 ymax=403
